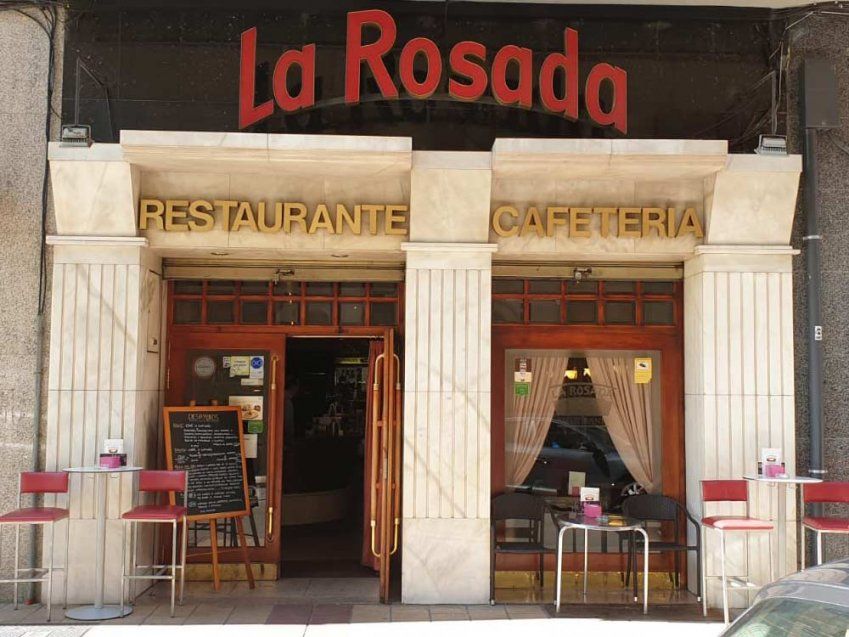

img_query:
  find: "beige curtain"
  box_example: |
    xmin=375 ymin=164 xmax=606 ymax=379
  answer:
xmin=505 ymin=355 xmax=571 ymax=488
xmin=585 ymin=356 xmax=660 ymax=493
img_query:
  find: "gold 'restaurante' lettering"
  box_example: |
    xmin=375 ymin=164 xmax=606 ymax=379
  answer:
xmin=489 ymin=205 xmax=704 ymax=239
xmin=138 ymin=199 xmax=410 ymax=236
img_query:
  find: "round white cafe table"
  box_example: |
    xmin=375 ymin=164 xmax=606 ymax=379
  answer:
xmin=553 ymin=513 xmax=650 ymax=615
xmin=63 ymin=465 xmax=142 ymax=621
xmin=743 ymin=474 xmax=821 ymax=579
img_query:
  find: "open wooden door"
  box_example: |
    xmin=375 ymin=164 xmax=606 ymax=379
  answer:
xmin=166 ymin=333 xmax=284 ymax=571
xmin=368 ymin=328 xmax=402 ymax=602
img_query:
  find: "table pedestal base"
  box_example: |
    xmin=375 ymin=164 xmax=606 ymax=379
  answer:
xmin=65 ymin=604 xmax=133 ymax=621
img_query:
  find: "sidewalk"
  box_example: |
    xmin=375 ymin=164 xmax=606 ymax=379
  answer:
xmin=0 ymin=616 xmax=725 ymax=637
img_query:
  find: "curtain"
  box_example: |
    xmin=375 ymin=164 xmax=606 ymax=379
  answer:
xmin=585 ymin=356 xmax=660 ymax=494
xmin=505 ymin=354 xmax=571 ymax=488
xmin=361 ymin=340 xmax=384 ymax=571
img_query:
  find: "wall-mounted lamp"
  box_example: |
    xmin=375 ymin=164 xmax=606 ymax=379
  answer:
xmin=754 ymin=134 xmax=788 ymax=156
xmin=573 ymin=267 xmax=593 ymax=281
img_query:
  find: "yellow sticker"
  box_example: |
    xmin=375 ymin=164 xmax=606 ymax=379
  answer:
xmin=634 ymin=357 xmax=652 ymax=384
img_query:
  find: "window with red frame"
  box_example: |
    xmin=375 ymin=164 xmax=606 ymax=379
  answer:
xmin=170 ymin=280 xmax=402 ymax=327
xmin=492 ymin=279 xmax=680 ymax=327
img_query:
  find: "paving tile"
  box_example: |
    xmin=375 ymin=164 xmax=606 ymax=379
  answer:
xmin=350 ymin=604 xmax=391 ymax=623
xmin=234 ymin=578 xmax=308 ymax=600
xmin=467 ymin=605 xmax=509 ymax=620
xmin=504 ymin=604 xmax=549 ymax=619
xmin=428 ymin=605 xmax=469 ymax=621
xmin=267 ymin=603 xmax=312 ymax=624
xmin=142 ymin=602 xmax=197 ymax=625
xmin=389 ymin=605 xmax=430 ymax=622
xmin=305 ymin=578 xmax=378 ymax=603
xmin=187 ymin=602 xmax=235 ymax=624
xmin=108 ymin=603 xmax=157 ymax=624
xmin=309 ymin=603 xmax=352 ymax=624
xmin=226 ymin=603 xmax=274 ymax=624
xmin=0 ymin=603 xmax=41 ymax=624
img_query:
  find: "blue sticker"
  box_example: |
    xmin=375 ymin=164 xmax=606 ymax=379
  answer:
xmin=251 ymin=356 xmax=263 ymax=369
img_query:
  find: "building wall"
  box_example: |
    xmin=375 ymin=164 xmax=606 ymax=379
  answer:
xmin=63 ymin=0 xmax=776 ymax=152
xmin=45 ymin=133 xmax=801 ymax=608
xmin=787 ymin=15 xmax=849 ymax=562
xmin=0 ymin=8 xmax=62 ymax=602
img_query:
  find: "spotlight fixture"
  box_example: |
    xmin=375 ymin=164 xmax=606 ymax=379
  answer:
xmin=60 ymin=124 xmax=92 ymax=147
xmin=754 ymin=134 xmax=787 ymax=156
xmin=573 ymin=267 xmax=593 ymax=281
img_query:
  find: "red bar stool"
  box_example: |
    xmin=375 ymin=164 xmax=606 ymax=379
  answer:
xmin=121 ymin=470 xmax=188 ymax=617
xmin=0 ymin=472 xmax=70 ymax=622
xmin=801 ymin=481 xmax=849 ymax=566
xmin=700 ymin=479 xmax=774 ymax=624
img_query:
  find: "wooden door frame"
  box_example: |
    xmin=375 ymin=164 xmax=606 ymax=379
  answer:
xmin=167 ymin=331 xmax=286 ymax=567
xmin=166 ymin=327 xmax=393 ymax=570
xmin=491 ymin=323 xmax=685 ymax=573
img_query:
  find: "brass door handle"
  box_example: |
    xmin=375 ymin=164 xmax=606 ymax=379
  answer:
xmin=370 ymin=520 xmax=382 ymax=558
xmin=267 ymin=506 xmax=274 ymax=540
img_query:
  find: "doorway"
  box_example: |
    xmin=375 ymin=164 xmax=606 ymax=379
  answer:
xmin=280 ymin=337 xmax=376 ymax=579
xmin=165 ymin=280 xmax=403 ymax=601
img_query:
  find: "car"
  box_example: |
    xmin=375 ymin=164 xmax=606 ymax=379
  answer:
xmin=720 ymin=558 xmax=849 ymax=636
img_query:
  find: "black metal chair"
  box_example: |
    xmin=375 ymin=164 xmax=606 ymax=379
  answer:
xmin=490 ymin=493 xmax=548 ymax=604
xmin=621 ymin=494 xmax=701 ymax=601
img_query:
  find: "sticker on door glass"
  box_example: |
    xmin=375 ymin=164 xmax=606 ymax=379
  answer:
xmin=229 ymin=356 xmax=250 ymax=377
xmin=229 ymin=395 xmax=263 ymax=421
xmin=193 ymin=356 xmax=216 ymax=379
xmin=634 ymin=357 xmax=652 ymax=384
xmin=249 ymin=356 xmax=265 ymax=380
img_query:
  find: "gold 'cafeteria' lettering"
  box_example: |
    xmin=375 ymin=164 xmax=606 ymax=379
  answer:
xmin=138 ymin=198 xmax=410 ymax=236
xmin=491 ymin=205 xmax=704 ymax=239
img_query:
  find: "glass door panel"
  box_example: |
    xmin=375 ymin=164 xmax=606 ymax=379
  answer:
xmin=182 ymin=349 xmax=271 ymax=549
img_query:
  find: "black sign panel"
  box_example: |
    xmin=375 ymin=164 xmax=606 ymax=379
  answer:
xmin=164 ymin=407 xmax=249 ymax=520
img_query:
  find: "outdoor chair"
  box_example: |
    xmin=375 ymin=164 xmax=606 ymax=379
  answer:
xmin=700 ymin=479 xmax=773 ymax=624
xmin=0 ymin=472 xmax=70 ymax=621
xmin=490 ymin=492 xmax=548 ymax=604
xmin=802 ymin=481 xmax=849 ymax=566
xmin=620 ymin=493 xmax=701 ymax=602
xmin=121 ymin=470 xmax=188 ymax=617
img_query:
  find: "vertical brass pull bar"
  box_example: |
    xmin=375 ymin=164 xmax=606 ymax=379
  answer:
xmin=369 ymin=352 xmax=385 ymax=558
xmin=389 ymin=353 xmax=402 ymax=556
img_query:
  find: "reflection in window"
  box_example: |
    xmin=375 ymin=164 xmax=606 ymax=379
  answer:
xmin=529 ymin=300 xmax=560 ymax=323
xmin=174 ymin=300 xmax=201 ymax=324
xmin=723 ymin=598 xmax=849 ymax=637
xmin=505 ymin=350 xmax=662 ymax=513
xmin=493 ymin=299 xmax=523 ymax=324
xmin=644 ymin=301 xmax=674 ymax=325
xmin=274 ymin=301 xmax=299 ymax=325
xmin=207 ymin=301 xmax=234 ymax=324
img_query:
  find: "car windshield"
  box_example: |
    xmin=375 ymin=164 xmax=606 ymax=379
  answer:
xmin=724 ymin=597 xmax=849 ymax=637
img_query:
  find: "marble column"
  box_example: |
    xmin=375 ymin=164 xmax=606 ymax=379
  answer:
xmin=42 ymin=237 xmax=163 ymax=604
xmin=400 ymin=243 xmax=497 ymax=604
xmin=400 ymin=151 xmax=497 ymax=604
xmin=684 ymin=245 xmax=797 ymax=609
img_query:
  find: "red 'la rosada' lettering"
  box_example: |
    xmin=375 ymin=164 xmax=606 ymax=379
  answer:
xmin=239 ymin=9 xmax=627 ymax=133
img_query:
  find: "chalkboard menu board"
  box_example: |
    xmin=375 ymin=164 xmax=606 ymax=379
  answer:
xmin=164 ymin=406 xmax=250 ymax=520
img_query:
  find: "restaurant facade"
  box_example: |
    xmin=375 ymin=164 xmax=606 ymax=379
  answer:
xmin=6 ymin=0 xmax=846 ymax=615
